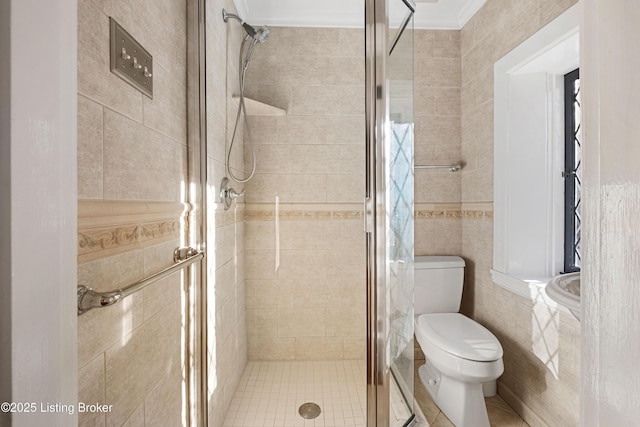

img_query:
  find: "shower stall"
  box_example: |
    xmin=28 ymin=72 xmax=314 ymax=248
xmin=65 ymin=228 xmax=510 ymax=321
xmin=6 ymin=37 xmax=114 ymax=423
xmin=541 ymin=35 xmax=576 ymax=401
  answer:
xmin=192 ymin=0 xmax=416 ymax=425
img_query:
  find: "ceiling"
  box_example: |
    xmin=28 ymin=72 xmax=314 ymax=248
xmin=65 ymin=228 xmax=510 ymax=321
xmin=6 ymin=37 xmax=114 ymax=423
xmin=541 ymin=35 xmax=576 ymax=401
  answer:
xmin=235 ymin=0 xmax=486 ymax=30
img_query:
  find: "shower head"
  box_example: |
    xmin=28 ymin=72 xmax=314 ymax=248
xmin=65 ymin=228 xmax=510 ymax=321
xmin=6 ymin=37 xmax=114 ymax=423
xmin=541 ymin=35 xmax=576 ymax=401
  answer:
xmin=250 ymin=25 xmax=270 ymax=44
xmin=222 ymin=9 xmax=270 ymax=44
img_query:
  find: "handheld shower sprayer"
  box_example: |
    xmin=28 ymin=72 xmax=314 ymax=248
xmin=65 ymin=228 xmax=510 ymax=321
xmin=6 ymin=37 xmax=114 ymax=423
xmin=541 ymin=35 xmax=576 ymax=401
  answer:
xmin=221 ymin=8 xmax=271 ymax=186
xmin=222 ymin=9 xmax=271 ymax=44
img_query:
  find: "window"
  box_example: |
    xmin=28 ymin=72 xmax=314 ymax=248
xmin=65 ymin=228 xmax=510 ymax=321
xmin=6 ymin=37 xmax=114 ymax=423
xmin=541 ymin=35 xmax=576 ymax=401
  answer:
xmin=492 ymin=4 xmax=581 ymax=300
xmin=563 ymin=68 xmax=581 ymax=273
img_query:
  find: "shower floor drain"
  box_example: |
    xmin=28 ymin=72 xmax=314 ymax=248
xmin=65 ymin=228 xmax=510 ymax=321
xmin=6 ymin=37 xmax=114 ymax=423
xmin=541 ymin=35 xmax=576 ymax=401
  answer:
xmin=298 ymin=402 xmax=321 ymax=419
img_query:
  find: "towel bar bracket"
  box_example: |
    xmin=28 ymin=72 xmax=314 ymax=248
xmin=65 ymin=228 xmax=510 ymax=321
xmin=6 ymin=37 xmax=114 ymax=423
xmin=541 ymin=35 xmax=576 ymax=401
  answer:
xmin=77 ymin=247 xmax=204 ymax=315
xmin=414 ymin=163 xmax=462 ymax=172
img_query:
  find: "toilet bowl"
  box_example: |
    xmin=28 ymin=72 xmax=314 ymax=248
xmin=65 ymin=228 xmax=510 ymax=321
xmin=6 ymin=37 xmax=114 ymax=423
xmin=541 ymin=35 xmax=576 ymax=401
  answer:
xmin=414 ymin=256 xmax=504 ymax=427
xmin=415 ymin=313 xmax=503 ymax=427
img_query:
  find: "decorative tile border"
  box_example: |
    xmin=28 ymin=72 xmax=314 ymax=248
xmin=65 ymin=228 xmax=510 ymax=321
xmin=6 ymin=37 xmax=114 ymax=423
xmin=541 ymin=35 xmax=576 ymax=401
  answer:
xmin=244 ymin=209 xmax=363 ymax=221
xmin=78 ymin=200 xmax=188 ymax=263
xmin=77 ymin=199 xmax=493 ymax=260
xmin=79 ymin=221 xmax=179 ymax=254
xmin=415 ymin=210 xmax=492 ymax=219
xmin=415 ymin=210 xmax=463 ymax=219
xmin=460 ymin=201 xmax=493 ymax=220
xmin=462 ymin=210 xmax=493 ymax=219
xmin=242 ymin=205 xmax=492 ymax=221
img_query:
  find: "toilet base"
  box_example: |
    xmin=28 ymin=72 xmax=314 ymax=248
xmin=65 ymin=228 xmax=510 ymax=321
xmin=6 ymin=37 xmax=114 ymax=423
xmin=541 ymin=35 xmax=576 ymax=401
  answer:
xmin=482 ymin=379 xmax=497 ymax=397
xmin=418 ymin=362 xmax=490 ymax=427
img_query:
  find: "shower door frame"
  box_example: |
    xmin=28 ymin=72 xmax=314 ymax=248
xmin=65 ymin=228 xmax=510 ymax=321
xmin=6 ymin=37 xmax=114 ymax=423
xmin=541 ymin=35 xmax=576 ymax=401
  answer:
xmin=365 ymin=0 xmax=415 ymax=426
xmin=187 ymin=0 xmax=208 ymax=425
xmin=365 ymin=0 xmax=389 ymax=424
xmin=365 ymin=0 xmax=392 ymax=424
xmin=189 ymin=0 xmax=413 ymax=424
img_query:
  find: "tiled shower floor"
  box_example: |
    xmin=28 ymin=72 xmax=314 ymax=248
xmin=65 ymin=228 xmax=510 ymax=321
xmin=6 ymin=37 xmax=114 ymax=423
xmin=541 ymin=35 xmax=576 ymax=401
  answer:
xmin=223 ymin=359 xmax=529 ymax=427
xmin=223 ymin=360 xmax=367 ymax=427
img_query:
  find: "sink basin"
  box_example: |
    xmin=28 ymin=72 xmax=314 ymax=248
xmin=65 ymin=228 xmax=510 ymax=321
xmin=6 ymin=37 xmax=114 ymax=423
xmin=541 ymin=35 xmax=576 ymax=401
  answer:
xmin=546 ymin=272 xmax=581 ymax=321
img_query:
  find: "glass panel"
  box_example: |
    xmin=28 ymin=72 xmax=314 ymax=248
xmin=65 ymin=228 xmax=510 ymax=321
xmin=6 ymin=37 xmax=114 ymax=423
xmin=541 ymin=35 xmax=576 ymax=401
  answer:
xmin=572 ymin=76 xmax=582 ymax=269
xmin=387 ymin=5 xmax=415 ymax=426
xmin=564 ymin=69 xmax=581 ymax=273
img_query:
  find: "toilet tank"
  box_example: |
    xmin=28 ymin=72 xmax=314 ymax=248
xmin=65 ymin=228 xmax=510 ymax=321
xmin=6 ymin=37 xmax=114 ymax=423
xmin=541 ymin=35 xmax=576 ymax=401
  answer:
xmin=414 ymin=256 xmax=465 ymax=314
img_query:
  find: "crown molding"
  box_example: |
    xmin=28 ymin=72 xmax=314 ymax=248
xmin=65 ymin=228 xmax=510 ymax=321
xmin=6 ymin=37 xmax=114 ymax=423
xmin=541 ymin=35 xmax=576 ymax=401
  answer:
xmin=241 ymin=0 xmax=486 ymax=30
xmin=456 ymin=0 xmax=486 ymax=28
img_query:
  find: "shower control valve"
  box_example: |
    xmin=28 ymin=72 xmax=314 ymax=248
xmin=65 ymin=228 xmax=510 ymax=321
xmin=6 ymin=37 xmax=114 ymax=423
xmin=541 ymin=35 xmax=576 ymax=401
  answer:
xmin=225 ymin=186 xmax=244 ymax=201
xmin=121 ymin=47 xmax=131 ymax=60
xmin=133 ymin=57 xmax=143 ymax=69
xmin=220 ymin=177 xmax=244 ymax=210
xmin=144 ymin=66 xmax=152 ymax=78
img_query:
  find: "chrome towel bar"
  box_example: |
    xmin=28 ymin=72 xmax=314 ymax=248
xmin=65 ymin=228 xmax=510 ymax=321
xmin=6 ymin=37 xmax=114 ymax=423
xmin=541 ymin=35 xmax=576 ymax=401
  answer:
xmin=414 ymin=163 xmax=462 ymax=172
xmin=77 ymin=247 xmax=204 ymax=315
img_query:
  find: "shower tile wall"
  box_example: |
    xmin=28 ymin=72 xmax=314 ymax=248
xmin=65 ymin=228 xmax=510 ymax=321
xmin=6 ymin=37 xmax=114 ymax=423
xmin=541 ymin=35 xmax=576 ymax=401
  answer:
xmin=413 ymin=30 xmax=463 ymax=257
xmin=205 ymin=0 xmax=249 ymax=425
xmin=76 ymin=0 xmax=189 ymax=426
xmin=242 ymin=27 xmax=367 ymax=361
xmin=460 ymin=1 xmax=580 ymax=426
xmin=241 ymin=27 xmax=462 ymax=361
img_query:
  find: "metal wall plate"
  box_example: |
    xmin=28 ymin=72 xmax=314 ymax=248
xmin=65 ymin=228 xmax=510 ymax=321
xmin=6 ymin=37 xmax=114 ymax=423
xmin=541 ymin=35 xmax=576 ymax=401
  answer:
xmin=109 ymin=18 xmax=153 ymax=98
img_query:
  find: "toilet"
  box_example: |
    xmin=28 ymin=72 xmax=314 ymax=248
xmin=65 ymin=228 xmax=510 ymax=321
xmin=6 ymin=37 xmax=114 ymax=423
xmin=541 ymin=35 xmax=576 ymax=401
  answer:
xmin=414 ymin=256 xmax=503 ymax=427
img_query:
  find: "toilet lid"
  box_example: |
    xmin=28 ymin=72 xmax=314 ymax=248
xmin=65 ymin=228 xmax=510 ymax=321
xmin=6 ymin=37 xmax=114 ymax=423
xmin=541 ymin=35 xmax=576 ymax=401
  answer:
xmin=416 ymin=313 xmax=503 ymax=362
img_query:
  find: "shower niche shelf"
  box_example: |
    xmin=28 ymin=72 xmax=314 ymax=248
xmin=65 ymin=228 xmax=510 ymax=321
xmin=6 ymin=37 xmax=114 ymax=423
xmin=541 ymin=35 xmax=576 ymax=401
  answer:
xmin=232 ymin=96 xmax=286 ymax=116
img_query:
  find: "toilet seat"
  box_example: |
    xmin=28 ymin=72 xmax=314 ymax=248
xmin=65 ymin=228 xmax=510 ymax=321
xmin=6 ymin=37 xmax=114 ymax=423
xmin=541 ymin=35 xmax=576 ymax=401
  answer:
xmin=416 ymin=313 xmax=503 ymax=362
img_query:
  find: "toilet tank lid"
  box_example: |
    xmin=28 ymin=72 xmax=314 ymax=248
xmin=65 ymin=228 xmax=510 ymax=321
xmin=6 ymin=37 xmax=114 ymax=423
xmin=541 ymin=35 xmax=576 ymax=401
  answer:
xmin=415 ymin=256 xmax=465 ymax=269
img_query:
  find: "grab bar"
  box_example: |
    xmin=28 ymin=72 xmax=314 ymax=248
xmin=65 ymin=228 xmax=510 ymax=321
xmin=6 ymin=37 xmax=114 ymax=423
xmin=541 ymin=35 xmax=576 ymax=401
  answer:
xmin=77 ymin=247 xmax=204 ymax=315
xmin=414 ymin=163 xmax=462 ymax=172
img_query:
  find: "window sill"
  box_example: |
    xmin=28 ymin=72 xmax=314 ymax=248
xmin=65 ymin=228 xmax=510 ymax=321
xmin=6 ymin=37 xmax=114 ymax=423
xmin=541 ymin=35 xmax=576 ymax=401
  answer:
xmin=491 ymin=269 xmax=573 ymax=316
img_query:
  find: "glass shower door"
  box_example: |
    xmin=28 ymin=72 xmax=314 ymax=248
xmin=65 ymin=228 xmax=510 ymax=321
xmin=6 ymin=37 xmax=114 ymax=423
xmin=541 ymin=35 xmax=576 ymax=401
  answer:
xmin=365 ymin=0 xmax=415 ymax=425
xmin=387 ymin=1 xmax=415 ymax=425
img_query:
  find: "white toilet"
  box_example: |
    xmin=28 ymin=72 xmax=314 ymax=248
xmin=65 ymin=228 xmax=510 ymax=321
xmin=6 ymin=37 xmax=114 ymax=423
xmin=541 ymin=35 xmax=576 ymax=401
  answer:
xmin=414 ymin=256 xmax=504 ymax=427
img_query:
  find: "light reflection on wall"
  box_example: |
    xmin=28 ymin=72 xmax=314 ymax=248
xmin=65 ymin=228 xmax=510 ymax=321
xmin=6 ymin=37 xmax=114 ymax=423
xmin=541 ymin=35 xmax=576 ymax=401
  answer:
xmin=207 ymin=182 xmax=218 ymax=405
xmin=529 ymin=286 xmax=560 ymax=379
xmin=181 ymin=269 xmax=188 ymax=427
xmin=181 ymin=179 xmax=189 ymax=426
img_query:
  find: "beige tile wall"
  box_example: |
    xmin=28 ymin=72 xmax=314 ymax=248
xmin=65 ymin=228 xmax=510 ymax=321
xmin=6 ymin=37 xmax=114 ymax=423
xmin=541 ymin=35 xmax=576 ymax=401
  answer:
xmin=242 ymin=27 xmax=365 ymax=204
xmin=413 ymin=30 xmax=463 ymax=262
xmin=241 ymin=27 xmax=463 ymax=360
xmin=240 ymin=26 xmax=367 ymax=362
xmin=77 ymin=239 xmax=186 ymax=427
xmin=415 ymin=206 xmax=463 ymax=256
xmin=77 ymin=0 xmax=187 ymax=203
xmin=77 ymin=0 xmax=192 ymax=425
xmin=245 ymin=208 xmax=366 ymax=360
xmin=205 ymin=0 xmax=248 ymax=425
xmin=414 ymin=30 xmax=462 ymax=207
xmin=460 ymin=1 xmax=580 ymax=426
